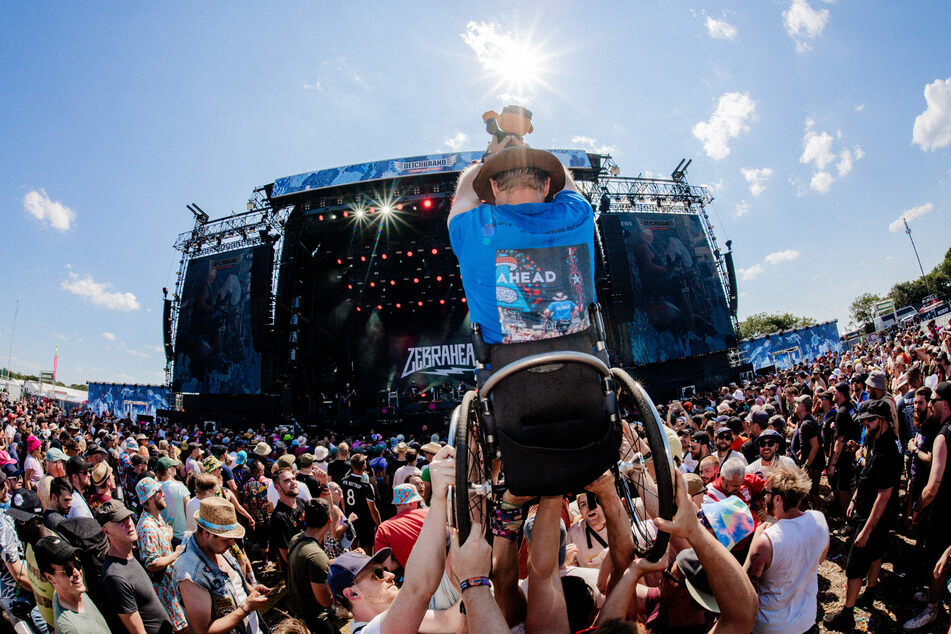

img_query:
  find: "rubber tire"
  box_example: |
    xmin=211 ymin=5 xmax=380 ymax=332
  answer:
xmin=453 ymin=390 xmax=491 ymax=544
xmin=611 ymin=368 xmax=675 ymax=562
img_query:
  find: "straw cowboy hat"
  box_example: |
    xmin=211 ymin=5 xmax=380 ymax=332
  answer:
xmin=473 ymin=146 xmax=565 ymax=205
xmin=194 ymin=497 xmax=245 ymax=539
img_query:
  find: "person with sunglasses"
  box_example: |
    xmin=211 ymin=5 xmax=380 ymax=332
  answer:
xmin=745 ymin=430 xmax=797 ymax=480
xmin=35 ymin=535 xmax=110 ymax=633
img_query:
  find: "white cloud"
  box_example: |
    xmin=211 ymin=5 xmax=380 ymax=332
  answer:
xmin=800 ymin=130 xmax=835 ymax=169
xmin=570 ymin=136 xmax=617 ymax=155
xmin=889 ymin=202 xmax=935 ymax=233
xmin=102 ymin=332 xmax=116 ymax=340
xmin=800 ymin=122 xmax=862 ymax=193
xmin=302 ymin=79 xmax=321 ymax=90
xmin=764 ymin=249 xmax=800 ymax=264
xmin=738 ymin=264 xmax=764 ymax=281
xmin=692 ymin=92 xmax=756 ymax=160
xmin=61 ymin=272 xmax=140 ymax=311
xmin=705 ymin=16 xmax=737 ymax=40
xmin=145 ymin=344 xmax=164 ymax=354
xmin=740 ymin=167 xmax=774 ymax=196
xmin=855 ymin=104 xmax=865 ymax=112
xmin=912 ymin=77 xmax=951 ymax=151
xmin=810 ymin=171 xmax=834 ymax=193
xmin=734 ymin=200 xmax=750 ymax=219
xmin=783 ymin=0 xmax=830 ymax=52
xmin=444 ymin=132 xmax=468 ymax=151
xmin=22 ymin=189 xmax=76 ymax=231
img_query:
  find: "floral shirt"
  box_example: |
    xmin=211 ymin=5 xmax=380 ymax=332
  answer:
xmin=136 ymin=512 xmax=187 ymax=631
xmin=0 ymin=512 xmax=23 ymax=599
xmin=242 ymin=476 xmax=272 ymax=525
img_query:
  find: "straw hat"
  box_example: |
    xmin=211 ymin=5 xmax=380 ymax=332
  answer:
xmin=194 ymin=497 xmax=245 ymax=539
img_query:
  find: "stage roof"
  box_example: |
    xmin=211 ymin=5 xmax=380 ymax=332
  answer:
xmin=269 ymin=149 xmax=596 ymax=199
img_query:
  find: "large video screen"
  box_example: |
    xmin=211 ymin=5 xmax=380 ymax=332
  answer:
xmin=88 ymin=383 xmax=171 ymax=421
xmin=172 ymin=247 xmax=262 ymax=394
xmin=606 ymin=212 xmax=735 ymax=365
xmin=741 ymin=321 xmax=841 ymax=371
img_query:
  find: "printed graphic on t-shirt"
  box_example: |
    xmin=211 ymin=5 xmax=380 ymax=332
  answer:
xmin=496 ymin=244 xmax=593 ymax=343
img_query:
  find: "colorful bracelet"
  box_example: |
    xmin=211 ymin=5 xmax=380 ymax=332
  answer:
xmin=491 ymin=501 xmax=525 ymax=540
xmin=459 ymin=576 xmax=491 ymax=592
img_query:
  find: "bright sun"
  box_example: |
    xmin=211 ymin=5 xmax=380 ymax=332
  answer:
xmin=462 ymin=22 xmax=554 ymax=103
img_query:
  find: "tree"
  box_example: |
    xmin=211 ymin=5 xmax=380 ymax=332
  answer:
xmin=849 ymin=293 xmax=882 ymax=330
xmin=739 ymin=312 xmax=818 ymax=339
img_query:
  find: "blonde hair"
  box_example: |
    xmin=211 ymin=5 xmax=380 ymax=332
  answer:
xmin=491 ymin=167 xmax=549 ymax=194
xmin=766 ymin=464 xmax=812 ymax=509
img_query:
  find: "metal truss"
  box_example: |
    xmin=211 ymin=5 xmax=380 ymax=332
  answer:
xmin=165 ymin=188 xmax=292 ymax=385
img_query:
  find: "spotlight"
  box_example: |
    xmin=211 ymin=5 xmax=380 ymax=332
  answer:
xmin=355 ymin=208 xmax=365 ymax=219
xmin=370 ymin=282 xmax=375 ymax=287
xmin=422 ymin=199 xmax=433 ymax=209
xmin=348 ymin=284 xmax=353 ymax=289
xmin=396 ymin=303 xmax=401 ymax=308
xmin=406 ymin=251 xmax=413 ymax=257
xmin=396 ymin=203 xmax=403 ymax=211
xmin=431 ymin=248 xmax=438 ymax=255
xmin=436 ymin=276 xmax=443 ymax=282
xmin=356 ymin=306 xmax=362 ymax=312
xmin=381 ymin=254 xmax=387 ymax=260
xmin=318 ymin=215 xmax=324 ymax=221
xmin=381 ymin=205 xmax=392 ymax=214
xmin=377 ymin=305 xmax=382 ymax=310
xmin=462 ymin=297 xmax=467 ymax=303
xmin=413 ymin=278 xmax=419 ymax=284
xmin=336 ymin=259 xmax=342 ymax=264
xmin=417 ymin=301 xmax=423 ymax=306
xmin=439 ymin=299 xmax=445 ymax=305
xmin=390 ymin=280 xmax=395 ymax=286
xmin=361 ymin=256 xmax=366 ymax=262
xmin=342 ymin=211 xmax=349 ymax=218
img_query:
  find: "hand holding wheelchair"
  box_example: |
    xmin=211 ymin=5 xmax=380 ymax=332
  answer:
xmin=448 ymin=303 xmax=677 ymax=562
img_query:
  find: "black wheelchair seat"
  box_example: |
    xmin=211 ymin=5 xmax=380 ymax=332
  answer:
xmin=474 ymin=317 xmax=620 ymax=496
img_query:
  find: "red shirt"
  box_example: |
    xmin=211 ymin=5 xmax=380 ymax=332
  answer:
xmin=706 ymin=473 xmax=766 ymax=507
xmin=374 ymin=507 xmax=428 ymax=568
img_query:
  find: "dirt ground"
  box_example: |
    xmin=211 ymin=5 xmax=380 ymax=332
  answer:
xmin=816 ymin=483 xmax=949 ymax=633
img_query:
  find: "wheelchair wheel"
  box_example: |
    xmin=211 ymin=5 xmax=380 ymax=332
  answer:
xmin=450 ymin=390 xmax=493 ymax=544
xmin=611 ymin=368 xmax=676 ymax=562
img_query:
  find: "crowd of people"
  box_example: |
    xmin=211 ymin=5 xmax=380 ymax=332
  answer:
xmin=0 ymin=318 xmax=949 ymax=633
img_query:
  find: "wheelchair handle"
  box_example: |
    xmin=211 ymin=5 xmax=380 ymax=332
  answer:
xmin=478 ymin=350 xmax=612 ymax=400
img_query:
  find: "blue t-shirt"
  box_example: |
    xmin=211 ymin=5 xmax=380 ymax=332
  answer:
xmin=449 ymin=190 xmax=596 ymax=344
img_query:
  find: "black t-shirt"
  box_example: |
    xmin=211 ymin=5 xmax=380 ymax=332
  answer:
xmin=795 ymin=415 xmax=826 ymax=469
xmin=740 ymin=438 xmax=758 ymax=464
xmin=327 ymin=459 xmax=350 ymax=484
xmin=340 ymin=473 xmax=376 ymax=524
xmin=928 ymin=420 xmax=951 ymax=527
xmin=854 ymin=428 xmax=903 ymax=522
xmin=385 ymin=458 xmax=407 ymax=482
xmin=101 ymin=555 xmax=173 ymax=634
xmin=296 ymin=471 xmax=326 ymax=498
xmin=835 ymin=400 xmax=860 ymax=458
xmin=269 ymin=499 xmax=306 ymax=562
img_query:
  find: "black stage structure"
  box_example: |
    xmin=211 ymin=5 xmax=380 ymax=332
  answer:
xmin=164 ymin=151 xmax=744 ymax=432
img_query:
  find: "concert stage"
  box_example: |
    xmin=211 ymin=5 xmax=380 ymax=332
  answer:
xmin=166 ymin=151 xmax=741 ymax=430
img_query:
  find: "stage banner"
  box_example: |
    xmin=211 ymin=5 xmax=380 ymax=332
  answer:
xmin=740 ymin=321 xmax=841 ymax=371
xmin=172 ymin=246 xmax=262 ymax=394
xmin=607 ymin=213 xmax=735 ymax=365
xmin=271 ymin=149 xmax=593 ymax=198
xmin=87 ymin=383 xmax=171 ymax=421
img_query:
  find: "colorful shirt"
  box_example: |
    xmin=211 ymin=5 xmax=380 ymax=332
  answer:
xmin=0 ymin=511 xmax=23 ymax=599
xmin=136 ymin=513 xmax=187 ymax=631
xmin=242 ymin=476 xmax=272 ymax=525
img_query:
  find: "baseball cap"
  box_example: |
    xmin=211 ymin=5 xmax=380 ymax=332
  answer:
xmin=691 ymin=431 xmax=710 ymax=445
xmin=94 ymin=500 xmax=134 ymax=525
xmin=934 ymin=381 xmax=951 ymax=403
xmin=715 ymin=426 xmax=732 ymax=436
xmin=65 ymin=456 xmax=92 ymax=477
xmin=155 ymin=457 xmax=180 ymax=474
xmin=676 ymin=548 xmax=720 ymax=613
xmin=45 ymin=447 xmax=67 ymax=463
xmin=7 ymin=488 xmax=43 ymax=522
xmin=749 ymin=409 xmax=770 ymax=428
xmin=328 ymin=548 xmax=393 ymax=601
xmin=857 ymin=399 xmax=891 ymax=422
xmin=794 ymin=394 xmax=813 ymax=409
xmin=33 ymin=536 xmax=79 ymax=571
xmin=299 ymin=453 xmax=315 ymax=468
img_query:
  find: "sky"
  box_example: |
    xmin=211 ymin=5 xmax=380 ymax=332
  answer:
xmin=1 ymin=2 xmax=949 ymax=387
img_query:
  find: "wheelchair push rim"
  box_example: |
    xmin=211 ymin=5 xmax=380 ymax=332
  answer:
xmin=448 ymin=390 xmax=494 ymax=544
xmin=611 ymin=368 xmax=676 ymax=562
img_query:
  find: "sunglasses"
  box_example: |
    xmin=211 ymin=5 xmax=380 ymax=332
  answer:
xmin=357 ymin=567 xmax=385 ymax=583
xmin=716 ymin=434 xmax=732 ymax=440
xmin=760 ymin=439 xmax=778 ymax=448
xmin=55 ymin=561 xmax=79 ymax=577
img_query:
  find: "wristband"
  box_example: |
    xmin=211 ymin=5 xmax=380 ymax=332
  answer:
xmin=491 ymin=501 xmax=525 ymax=540
xmin=459 ymin=577 xmax=491 ymax=592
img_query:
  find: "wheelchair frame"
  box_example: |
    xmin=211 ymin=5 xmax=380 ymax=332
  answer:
xmin=449 ymin=303 xmax=677 ymax=562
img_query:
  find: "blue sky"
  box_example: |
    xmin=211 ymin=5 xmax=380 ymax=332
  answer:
xmin=1 ymin=2 xmax=949 ymax=386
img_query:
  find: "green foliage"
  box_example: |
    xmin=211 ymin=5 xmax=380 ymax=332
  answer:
xmin=848 ymin=293 xmax=882 ymax=330
xmin=739 ymin=312 xmax=818 ymax=339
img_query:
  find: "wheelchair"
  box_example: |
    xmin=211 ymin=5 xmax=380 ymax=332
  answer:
xmin=448 ymin=303 xmax=676 ymax=562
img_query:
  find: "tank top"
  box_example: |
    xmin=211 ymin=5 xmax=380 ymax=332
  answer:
xmin=753 ymin=510 xmax=829 ymax=634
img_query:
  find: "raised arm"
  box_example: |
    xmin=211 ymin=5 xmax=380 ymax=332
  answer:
xmin=380 ymin=445 xmax=456 ymax=634
xmin=451 ymin=524 xmax=510 ymax=634
xmin=525 ymin=496 xmax=570 ymax=634
xmin=448 ymin=164 xmax=484 ymax=226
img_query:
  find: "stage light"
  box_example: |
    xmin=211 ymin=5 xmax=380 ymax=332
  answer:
xmin=370 ymin=282 xmax=375 ymax=287
xmin=347 ymin=284 xmax=353 ymax=290
xmin=377 ymin=305 xmax=382 ymax=310
xmin=330 ymin=214 xmax=337 ymax=220
xmin=396 ymin=203 xmax=403 ymax=211
xmin=436 ymin=276 xmax=443 ymax=282
xmin=342 ymin=211 xmax=349 ymax=218
xmin=369 ymin=207 xmax=376 ymax=213
xmin=396 ymin=303 xmax=401 ymax=308
xmin=462 ymin=297 xmax=467 ymax=303
xmin=413 ymin=278 xmax=419 ymax=284
xmin=422 ymin=199 xmax=433 ymax=209
xmin=381 ymin=253 xmax=387 ymax=260
xmin=337 ymin=259 xmax=342 ymax=264
xmin=406 ymin=251 xmax=413 ymax=257
xmin=319 ymin=215 xmax=324 ymax=221
xmin=439 ymin=299 xmax=445 ymax=305
xmin=390 ymin=280 xmax=395 ymax=286
xmin=431 ymin=248 xmax=438 ymax=255
xmin=418 ymin=301 xmax=423 ymax=306
xmin=361 ymin=256 xmax=366 ymax=262
xmin=356 ymin=306 xmax=362 ymax=312
xmin=381 ymin=205 xmax=393 ymax=215
xmin=355 ymin=208 xmax=365 ymax=219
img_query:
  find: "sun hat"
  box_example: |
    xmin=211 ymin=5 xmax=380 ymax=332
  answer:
xmin=253 ymin=442 xmax=271 ymax=457
xmin=663 ymin=426 xmax=683 ymax=463
xmin=313 ymin=446 xmax=329 ymax=462
xmin=472 ymin=146 xmax=566 ymax=204
xmin=420 ymin=442 xmax=442 ymax=456
xmin=0 ymin=451 xmax=15 ymax=467
xmin=865 ymin=369 xmax=887 ymax=391
xmin=395 ymin=442 xmax=409 ymax=455
xmin=683 ymin=473 xmax=705 ymax=497
xmin=277 ymin=454 xmax=296 ymax=469
xmin=299 ymin=453 xmax=315 ymax=468
xmin=135 ymin=477 xmax=162 ymax=506
xmin=391 ymin=483 xmax=423 ymax=506
xmin=194 ymin=497 xmax=245 ymax=539
xmin=124 ymin=438 xmax=138 ymax=453
xmin=26 ymin=435 xmax=41 ymax=452
xmin=328 ymin=548 xmax=393 ymax=601
xmin=91 ymin=462 xmax=113 ymax=487
xmin=202 ymin=455 xmax=222 ymax=473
